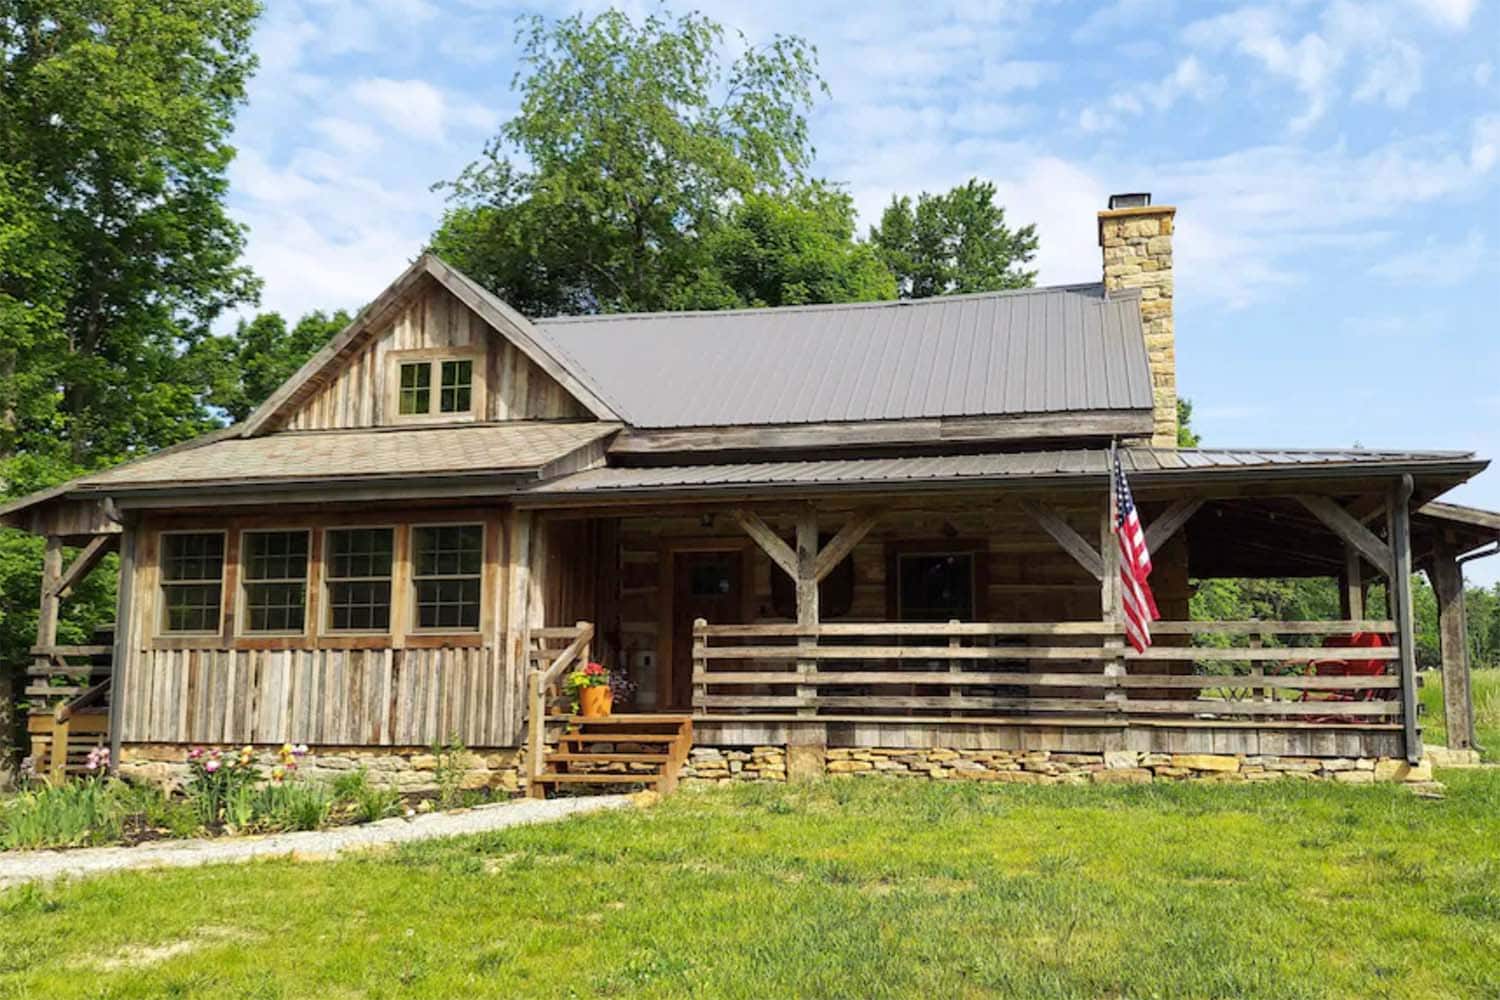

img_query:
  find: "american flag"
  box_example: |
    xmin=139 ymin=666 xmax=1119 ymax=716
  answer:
xmin=1111 ymin=448 xmax=1159 ymax=653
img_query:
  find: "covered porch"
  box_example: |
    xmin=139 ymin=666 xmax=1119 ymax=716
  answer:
xmin=520 ymin=446 xmax=1497 ymax=770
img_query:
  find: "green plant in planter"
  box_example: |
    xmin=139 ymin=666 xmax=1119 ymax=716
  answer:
xmin=563 ymin=662 xmax=612 ymax=714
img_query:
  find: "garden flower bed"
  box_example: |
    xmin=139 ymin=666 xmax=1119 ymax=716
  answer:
xmin=2 ymin=741 xmax=507 ymax=852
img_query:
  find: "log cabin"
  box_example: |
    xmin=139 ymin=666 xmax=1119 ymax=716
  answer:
xmin=5 ymin=193 xmax=1496 ymax=793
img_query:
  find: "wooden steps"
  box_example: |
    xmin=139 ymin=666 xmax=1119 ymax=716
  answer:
xmin=531 ymin=713 xmax=693 ymax=798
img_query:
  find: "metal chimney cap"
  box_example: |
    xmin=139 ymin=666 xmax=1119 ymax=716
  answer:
xmin=1108 ymin=192 xmax=1151 ymax=210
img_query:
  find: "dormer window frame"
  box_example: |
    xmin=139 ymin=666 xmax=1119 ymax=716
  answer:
xmin=387 ymin=347 xmax=486 ymax=424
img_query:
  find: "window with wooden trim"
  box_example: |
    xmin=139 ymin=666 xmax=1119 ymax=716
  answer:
xmin=325 ymin=528 xmax=394 ymax=632
xmin=160 ymin=532 xmax=225 ymax=633
xmin=439 ymin=359 xmax=472 ymax=413
xmin=398 ymin=363 xmax=431 ymax=415
xmin=396 ymin=358 xmax=474 ymax=417
xmin=242 ymin=530 xmax=309 ymax=633
xmin=411 ymin=524 xmax=482 ymax=630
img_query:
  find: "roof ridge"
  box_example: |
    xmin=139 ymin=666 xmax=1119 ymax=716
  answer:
xmin=535 ymin=282 xmax=1109 ymax=325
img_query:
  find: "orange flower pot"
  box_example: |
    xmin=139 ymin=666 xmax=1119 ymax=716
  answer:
xmin=579 ymin=685 xmax=613 ymax=718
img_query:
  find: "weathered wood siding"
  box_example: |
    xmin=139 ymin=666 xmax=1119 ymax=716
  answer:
xmin=118 ymin=507 xmax=534 ymax=748
xmin=283 ymin=280 xmax=589 ymax=431
xmin=612 ymin=499 xmax=1192 ymax=707
xmin=121 ymin=645 xmax=513 ymax=746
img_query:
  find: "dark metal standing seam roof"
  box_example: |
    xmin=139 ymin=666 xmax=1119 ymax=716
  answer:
xmin=523 ymin=448 xmax=1483 ymax=496
xmin=530 ymin=284 xmax=1154 ymax=429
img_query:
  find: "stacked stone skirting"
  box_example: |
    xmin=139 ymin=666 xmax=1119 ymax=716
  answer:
xmin=682 ymin=747 xmax=1435 ymax=785
xmin=119 ymin=744 xmax=525 ymax=795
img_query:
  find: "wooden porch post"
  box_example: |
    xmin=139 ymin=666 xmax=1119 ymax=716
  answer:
xmin=1386 ymin=476 xmax=1422 ymax=763
xmin=1430 ymin=537 xmax=1476 ymax=751
xmin=1338 ymin=544 xmax=1364 ymax=621
xmin=108 ymin=526 xmax=137 ymax=774
xmin=1100 ymin=501 xmax=1125 ymax=707
xmin=794 ymin=504 xmax=820 ymax=723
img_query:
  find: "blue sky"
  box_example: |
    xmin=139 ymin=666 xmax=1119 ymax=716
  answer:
xmin=230 ymin=0 xmax=1500 ymax=572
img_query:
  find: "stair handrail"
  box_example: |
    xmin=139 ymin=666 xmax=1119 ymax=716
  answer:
xmin=47 ymin=675 xmax=111 ymax=785
xmin=525 ymin=621 xmax=594 ymax=791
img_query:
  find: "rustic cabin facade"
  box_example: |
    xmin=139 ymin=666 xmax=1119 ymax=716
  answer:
xmin=5 ymin=195 xmax=1495 ymax=792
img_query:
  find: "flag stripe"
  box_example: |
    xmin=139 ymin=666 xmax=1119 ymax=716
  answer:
xmin=1112 ymin=450 xmax=1159 ymax=654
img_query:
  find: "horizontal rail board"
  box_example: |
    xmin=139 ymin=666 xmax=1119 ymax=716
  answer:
xmin=696 ymin=620 xmax=1397 ymax=639
xmin=693 ymin=671 xmax=1399 ymax=690
xmin=696 ymin=622 xmax=1120 ymax=638
xmin=698 ymin=645 xmax=1399 ymax=663
xmin=1121 ymin=700 xmax=1399 ymax=717
xmin=1149 ymin=620 xmax=1397 ymax=636
xmin=692 ymin=714 xmax=1404 ymax=731
xmin=699 ymin=695 xmax=1120 ymax=712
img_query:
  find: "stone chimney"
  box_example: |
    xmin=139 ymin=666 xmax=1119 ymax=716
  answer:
xmin=1098 ymin=194 xmax=1176 ymax=448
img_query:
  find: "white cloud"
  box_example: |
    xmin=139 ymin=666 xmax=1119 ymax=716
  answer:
xmin=1369 ymin=232 xmax=1488 ymax=286
xmin=1406 ymin=0 xmax=1479 ymax=28
xmin=1473 ymin=116 xmax=1500 ymax=172
xmin=348 ymin=77 xmax=496 ymax=143
xmin=1077 ymin=56 xmax=1223 ymax=133
xmin=979 ymin=61 xmax=1059 ymax=93
xmin=312 ymin=118 xmax=383 ymax=155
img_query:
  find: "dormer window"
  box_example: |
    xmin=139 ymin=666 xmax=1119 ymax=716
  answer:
xmin=391 ymin=352 xmax=481 ymax=421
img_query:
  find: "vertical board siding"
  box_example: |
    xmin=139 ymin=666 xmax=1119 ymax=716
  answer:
xmin=123 ymin=645 xmax=516 ymax=747
xmin=282 ymin=282 xmax=587 ymax=432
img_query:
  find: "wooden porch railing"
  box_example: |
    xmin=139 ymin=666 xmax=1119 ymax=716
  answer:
xmin=525 ymin=621 xmax=595 ymax=791
xmin=691 ymin=619 xmax=1404 ymax=728
xmin=29 ymin=677 xmax=112 ymax=785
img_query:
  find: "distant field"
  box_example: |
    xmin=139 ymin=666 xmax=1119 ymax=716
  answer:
xmin=3 ymin=773 xmax=1498 ymax=999
xmin=1420 ymin=668 xmax=1500 ymax=761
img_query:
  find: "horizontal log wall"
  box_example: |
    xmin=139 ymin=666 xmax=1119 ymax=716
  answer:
xmin=121 ymin=645 xmax=515 ymax=747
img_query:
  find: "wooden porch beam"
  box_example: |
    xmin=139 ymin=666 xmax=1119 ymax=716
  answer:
xmin=1297 ymin=495 xmax=1394 ymax=578
xmin=1339 ymin=543 xmax=1365 ymax=620
xmin=812 ymin=509 xmax=883 ymax=582
xmin=1021 ymin=500 xmax=1103 ymax=581
xmin=733 ymin=509 xmax=798 ymax=580
xmin=35 ymin=536 xmax=63 ymax=658
xmin=50 ymin=534 xmax=118 ymax=599
xmin=1144 ymin=498 xmax=1202 ymax=555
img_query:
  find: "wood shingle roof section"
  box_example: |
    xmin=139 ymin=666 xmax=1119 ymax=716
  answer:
xmin=63 ymin=422 xmax=618 ymax=492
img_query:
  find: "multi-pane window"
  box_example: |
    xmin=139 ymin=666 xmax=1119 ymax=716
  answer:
xmin=242 ymin=531 xmax=309 ymax=633
xmin=160 ymin=533 xmax=224 ymax=633
xmin=412 ymin=525 xmax=482 ymax=630
xmin=325 ymin=528 xmax=394 ymax=632
xmin=397 ymin=358 xmax=474 ymax=416
xmin=439 ymin=360 xmax=472 ymax=413
xmin=398 ymin=363 xmax=431 ymax=415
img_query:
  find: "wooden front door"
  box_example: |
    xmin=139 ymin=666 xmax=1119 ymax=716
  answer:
xmin=668 ymin=550 xmax=744 ymax=711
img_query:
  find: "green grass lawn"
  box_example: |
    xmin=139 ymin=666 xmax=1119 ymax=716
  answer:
xmin=1420 ymin=668 xmax=1500 ymax=761
xmin=3 ymin=773 xmax=1498 ymax=999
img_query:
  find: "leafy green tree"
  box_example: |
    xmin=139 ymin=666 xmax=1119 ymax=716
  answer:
xmin=1 ymin=0 xmax=262 ymax=772
xmin=869 ymin=179 xmax=1038 ymax=299
xmin=1177 ymin=398 xmax=1201 ymax=448
xmin=430 ymin=8 xmax=825 ymax=316
xmin=192 ymin=310 xmax=351 ymax=422
xmin=674 ymin=186 xmax=895 ymax=309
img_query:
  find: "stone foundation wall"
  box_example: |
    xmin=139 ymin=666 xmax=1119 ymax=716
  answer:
xmin=119 ymin=744 xmax=525 ymax=796
xmin=682 ymin=747 xmax=1435 ymax=785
